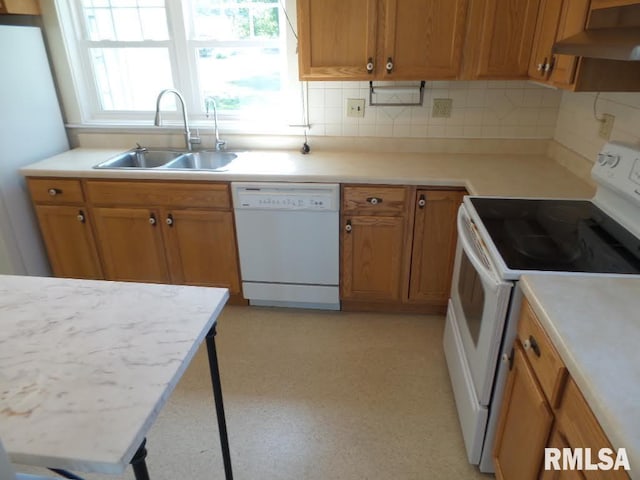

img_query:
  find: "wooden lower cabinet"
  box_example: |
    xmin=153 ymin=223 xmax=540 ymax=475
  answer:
xmin=341 ymin=184 xmax=464 ymax=312
xmin=92 ymin=207 xmax=170 ymax=284
xmin=494 ymin=298 xmax=631 ymax=480
xmin=409 ymin=189 xmax=464 ymax=306
xmin=87 ymin=181 xmax=242 ymax=295
xmin=341 ymin=215 xmax=405 ymax=301
xmin=493 ymin=343 xmax=554 ymax=480
xmin=163 ymin=209 xmax=241 ymax=293
xmin=34 ymin=205 xmax=103 ymax=279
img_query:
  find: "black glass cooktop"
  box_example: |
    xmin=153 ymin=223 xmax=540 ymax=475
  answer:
xmin=469 ymin=197 xmax=640 ymax=274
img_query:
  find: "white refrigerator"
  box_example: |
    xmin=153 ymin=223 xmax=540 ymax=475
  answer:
xmin=0 ymin=25 xmax=69 ymax=276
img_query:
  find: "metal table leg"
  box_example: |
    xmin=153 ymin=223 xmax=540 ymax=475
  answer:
xmin=130 ymin=438 xmax=150 ymax=480
xmin=205 ymin=324 xmax=233 ymax=480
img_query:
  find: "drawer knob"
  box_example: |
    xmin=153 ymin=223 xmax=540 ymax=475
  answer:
xmin=386 ymin=57 xmax=393 ymax=73
xmin=48 ymin=188 xmax=62 ymax=196
xmin=77 ymin=210 xmax=85 ymax=223
xmin=366 ymin=197 xmax=382 ymax=205
xmin=345 ymin=220 xmax=352 ymax=233
xmin=149 ymin=214 xmax=157 ymax=226
xmin=523 ymin=335 xmax=541 ymax=357
xmin=166 ymin=214 xmax=174 ymax=226
xmin=418 ymin=194 xmax=426 ymax=208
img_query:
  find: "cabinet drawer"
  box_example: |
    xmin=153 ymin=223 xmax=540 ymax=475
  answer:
xmin=556 ymin=378 xmax=630 ymax=480
xmin=342 ymin=186 xmax=407 ymax=215
xmin=86 ymin=180 xmax=231 ymax=209
xmin=28 ymin=178 xmax=85 ymax=204
xmin=517 ymin=299 xmax=567 ymax=407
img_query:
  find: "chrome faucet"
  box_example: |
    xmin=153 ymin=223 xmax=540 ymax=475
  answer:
xmin=204 ymin=96 xmax=226 ymax=151
xmin=154 ymin=89 xmax=200 ymax=151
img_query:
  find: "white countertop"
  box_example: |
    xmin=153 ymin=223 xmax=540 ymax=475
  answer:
xmin=0 ymin=275 xmax=228 ymax=474
xmin=20 ymin=147 xmax=596 ymax=198
xmin=520 ymin=274 xmax=640 ymax=477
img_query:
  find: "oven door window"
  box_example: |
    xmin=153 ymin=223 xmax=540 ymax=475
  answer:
xmin=458 ymin=249 xmax=484 ymax=346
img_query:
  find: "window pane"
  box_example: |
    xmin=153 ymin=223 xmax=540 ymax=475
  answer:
xmin=192 ymin=1 xmax=279 ymax=40
xmin=81 ymin=1 xmax=168 ymax=41
xmin=196 ymin=46 xmax=282 ymax=115
xmin=91 ymin=48 xmax=173 ymax=111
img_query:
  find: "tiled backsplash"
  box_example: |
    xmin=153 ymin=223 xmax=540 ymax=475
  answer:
xmin=554 ymin=91 xmax=640 ymax=162
xmin=306 ymin=80 xmax=562 ymax=139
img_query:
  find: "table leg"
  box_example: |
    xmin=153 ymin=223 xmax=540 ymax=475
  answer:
xmin=205 ymin=324 xmax=233 ymax=480
xmin=130 ymin=438 xmax=150 ymax=480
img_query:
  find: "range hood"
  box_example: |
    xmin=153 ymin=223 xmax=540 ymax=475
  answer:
xmin=552 ymin=28 xmax=640 ymax=61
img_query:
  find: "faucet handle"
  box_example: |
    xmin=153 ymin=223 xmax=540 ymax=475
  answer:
xmin=216 ymin=139 xmax=226 ymax=151
xmin=135 ymin=143 xmax=148 ymax=152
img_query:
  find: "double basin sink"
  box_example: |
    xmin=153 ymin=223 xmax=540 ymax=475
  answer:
xmin=94 ymin=148 xmax=237 ymax=171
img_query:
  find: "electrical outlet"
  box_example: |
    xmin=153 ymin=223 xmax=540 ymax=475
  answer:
xmin=347 ymin=98 xmax=365 ymax=118
xmin=599 ymin=113 xmax=615 ymax=140
xmin=432 ymin=98 xmax=453 ymax=118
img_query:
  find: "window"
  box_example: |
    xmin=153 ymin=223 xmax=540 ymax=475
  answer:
xmin=63 ymin=0 xmax=298 ymax=127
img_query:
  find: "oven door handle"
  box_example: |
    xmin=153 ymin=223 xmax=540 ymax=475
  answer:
xmin=456 ymin=205 xmax=502 ymax=291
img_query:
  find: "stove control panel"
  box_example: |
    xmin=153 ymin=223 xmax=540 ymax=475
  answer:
xmin=592 ymin=142 xmax=640 ymax=201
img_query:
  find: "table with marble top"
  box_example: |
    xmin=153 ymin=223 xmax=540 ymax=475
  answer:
xmin=0 ymin=275 xmax=233 ymax=480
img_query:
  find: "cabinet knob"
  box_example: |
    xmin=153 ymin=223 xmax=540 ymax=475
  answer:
xmin=345 ymin=220 xmax=352 ymax=233
xmin=418 ymin=194 xmax=426 ymax=209
xmin=366 ymin=197 xmax=382 ymax=205
xmin=48 ymin=188 xmax=62 ymax=196
xmin=386 ymin=57 xmax=393 ymax=74
xmin=149 ymin=214 xmax=157 ymax=226
xmin=77 ymin=210 xmax=85 ymax=223
xmin=166 ymin=214 xmax=174 ymax=226
xmin=366 ymin=57 xmax=374 ymax=74
xmin=523 ymin=335 xmax=541 ymax=357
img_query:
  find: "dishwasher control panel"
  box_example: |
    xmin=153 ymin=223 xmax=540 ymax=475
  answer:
xmin=232 ymin=182 xmax=339 ymax=211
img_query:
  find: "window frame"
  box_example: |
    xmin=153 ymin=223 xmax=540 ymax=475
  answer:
xmin=53 ymin=0 xmax=302 ymax=132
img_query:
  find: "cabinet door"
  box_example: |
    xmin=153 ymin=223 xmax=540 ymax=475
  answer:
xmin=464 ymin=0 xmax=541 ymax=79
xmin=493 ymin=344 xmax=553 ymax=480
xmin=0 ymin=0 xmax=40 ymax=14
xmin=548 ymin=0 xmax=590 ymax=87
xmin=382 ymin=0 xmax=468 ymax=79
xmin=528 ymin=0 xmax=563 ymax=81
xmin=34 ymin=205 xmax=103 ymax=280
xmin=541 ymin=427 xmax=586 ymax=480
xmin=297 ymin=0 xmax=378 ymax=80
xmin=409 ymin=189 xmax=463 ymax=305
xmin=92 ymin=207 xmax=170 ymax=283
xmin=341 ymin=215 xmax=405 ymax=301
xmin=162 ymin=209 xmax=241 ymax=294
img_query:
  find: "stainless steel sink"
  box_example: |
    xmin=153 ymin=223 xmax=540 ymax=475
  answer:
xmin=94 ymin=149 xmax=187 ymax=169
xmin=163 ymin=151 xmax=237 ymax=170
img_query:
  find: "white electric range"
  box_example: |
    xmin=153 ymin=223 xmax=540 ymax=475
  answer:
xmin=443 ymin=142 xmax=640 ymax=472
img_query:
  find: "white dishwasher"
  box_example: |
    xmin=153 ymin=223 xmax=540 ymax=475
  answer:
xmin=231 ymin=182 xmax=340 ymax=310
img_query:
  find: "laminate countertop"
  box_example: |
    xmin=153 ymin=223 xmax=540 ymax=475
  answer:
xmin=520 ymin=274 xmax=640 ymax=478
xmin=0 ymin=275 xmax=228 ymax=474
xmin=20 ymin=148 xmax=595 ymax=198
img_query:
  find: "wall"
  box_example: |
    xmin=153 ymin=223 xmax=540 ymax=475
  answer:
xmin=306 ymin=80 xmax=562 ymax=139
xmin=554 ymin=91 xmax=640 ymax=159
xmin=550 ymin=91 xmax=640 ymax=183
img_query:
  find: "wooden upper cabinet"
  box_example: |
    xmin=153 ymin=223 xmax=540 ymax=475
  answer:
xmin=463 ymin=0 xmax=541 ymax=79
xmin=528 ymin=0 xmax=589 ymax=88
xmin=297 ymin=0 xmax=377 ymax=80
xmin=297 ymin=0 xmax=469 ymax=80
xmin=381 ymin=0 xmax=469 ymax=79
xmin=0 ymin=0 xmax=40 ymax=14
